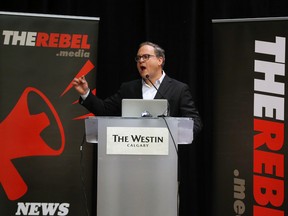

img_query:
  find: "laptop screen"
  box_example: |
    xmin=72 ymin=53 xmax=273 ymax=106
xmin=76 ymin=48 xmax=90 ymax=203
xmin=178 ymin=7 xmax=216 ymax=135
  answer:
xmin=121 ymin=99 xmax=168 ymax=117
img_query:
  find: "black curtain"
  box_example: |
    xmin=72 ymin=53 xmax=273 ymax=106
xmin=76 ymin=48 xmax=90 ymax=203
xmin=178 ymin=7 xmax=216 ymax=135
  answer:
xmin=1 ymin=0 xmax=288 ymax=215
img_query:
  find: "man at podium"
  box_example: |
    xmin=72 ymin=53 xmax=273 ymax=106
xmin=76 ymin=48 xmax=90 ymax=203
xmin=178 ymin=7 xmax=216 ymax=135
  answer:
xmin=72 ymin=41 xmax=202 ymax=137
xmin=73 ymin=41 xmax=202 ymax=216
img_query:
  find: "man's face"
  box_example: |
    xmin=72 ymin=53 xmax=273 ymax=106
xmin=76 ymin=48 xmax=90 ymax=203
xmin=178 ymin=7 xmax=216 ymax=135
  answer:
xmin=136 ymin=45 xmax=163 ymax=79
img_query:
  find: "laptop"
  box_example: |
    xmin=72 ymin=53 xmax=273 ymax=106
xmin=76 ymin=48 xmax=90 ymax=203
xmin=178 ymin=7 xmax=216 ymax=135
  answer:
xmin=121 ymin=99 xmax=169 ymax=117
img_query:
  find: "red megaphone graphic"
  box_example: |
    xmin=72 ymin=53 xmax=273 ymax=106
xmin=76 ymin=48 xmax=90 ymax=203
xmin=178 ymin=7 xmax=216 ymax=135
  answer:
xmin=0 ymin=87 xmax=65 ymax=200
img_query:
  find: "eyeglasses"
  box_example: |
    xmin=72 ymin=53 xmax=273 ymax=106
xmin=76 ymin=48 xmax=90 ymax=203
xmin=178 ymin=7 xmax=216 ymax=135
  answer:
xmin=135 ymin=54 xmax=155 ymax=62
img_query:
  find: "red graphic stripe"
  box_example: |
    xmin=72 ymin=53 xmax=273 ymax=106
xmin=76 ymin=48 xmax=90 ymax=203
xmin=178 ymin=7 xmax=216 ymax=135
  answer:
xmin=60 ymin=59 xmax=94 ymax=97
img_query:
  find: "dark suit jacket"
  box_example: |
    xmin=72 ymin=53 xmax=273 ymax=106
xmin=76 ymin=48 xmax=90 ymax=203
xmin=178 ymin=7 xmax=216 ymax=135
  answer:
xmin=80 ymin=75 xmax=202 ymax=136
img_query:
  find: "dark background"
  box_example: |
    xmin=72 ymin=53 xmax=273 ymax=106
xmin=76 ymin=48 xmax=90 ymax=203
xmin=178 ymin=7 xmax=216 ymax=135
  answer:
xmin=1 ymin=0 xmax=288 ymax=216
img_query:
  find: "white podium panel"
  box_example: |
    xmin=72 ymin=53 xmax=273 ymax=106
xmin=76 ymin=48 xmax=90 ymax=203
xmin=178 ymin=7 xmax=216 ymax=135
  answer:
xmin=85 ymin=117 xmax=193 ymax=216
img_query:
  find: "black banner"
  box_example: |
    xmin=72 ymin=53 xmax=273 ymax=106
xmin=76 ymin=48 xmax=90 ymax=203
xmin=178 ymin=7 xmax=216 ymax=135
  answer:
xmin=0 ymin=12 xmax=99 ymax=215
xmin=212 ymin=17 xmax=287 ymax=216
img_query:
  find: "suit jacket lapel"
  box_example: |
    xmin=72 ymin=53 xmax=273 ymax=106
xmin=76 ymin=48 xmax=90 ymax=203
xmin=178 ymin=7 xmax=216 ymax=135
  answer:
xmin=135 ymin=79 xmax=144 ymax=98
xmin=154 ymin=75 xmax=171 ymax=99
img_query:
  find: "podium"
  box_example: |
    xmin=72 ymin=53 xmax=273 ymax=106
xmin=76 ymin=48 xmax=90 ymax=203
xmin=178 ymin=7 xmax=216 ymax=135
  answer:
xmin=85 ymin=116 xmax=194 ymax=216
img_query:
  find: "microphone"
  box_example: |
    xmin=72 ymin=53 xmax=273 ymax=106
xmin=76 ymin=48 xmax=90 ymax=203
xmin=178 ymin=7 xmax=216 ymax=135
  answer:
xmin=145 ymin=74 xmax=170 ymax=116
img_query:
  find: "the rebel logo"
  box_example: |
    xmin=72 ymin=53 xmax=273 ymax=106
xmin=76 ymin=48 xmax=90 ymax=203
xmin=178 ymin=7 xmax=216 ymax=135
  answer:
xmin=253 ymin=36 xmax=285 ymax=215
xmin=0 ymin=87 xmax=65 ymax=200
xmin=2 ymin=30 xmax=90 ymax=49
xmin=0 ymin=59 xmax=95 ymax=201
xmin=2 ymin=30 xmax=92 ymax=58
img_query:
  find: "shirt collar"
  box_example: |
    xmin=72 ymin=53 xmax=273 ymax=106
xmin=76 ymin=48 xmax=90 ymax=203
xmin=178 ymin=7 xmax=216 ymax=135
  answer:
xmin=142 ymin=71 xmax=166 ymax=87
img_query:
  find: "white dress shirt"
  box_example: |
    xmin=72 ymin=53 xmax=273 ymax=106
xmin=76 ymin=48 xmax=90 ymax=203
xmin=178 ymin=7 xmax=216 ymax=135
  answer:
xmin=142 ymin=71 xmax=165 ymax=99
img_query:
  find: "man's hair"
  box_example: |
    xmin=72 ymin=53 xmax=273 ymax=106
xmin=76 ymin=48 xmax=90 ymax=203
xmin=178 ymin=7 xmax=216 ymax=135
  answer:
xmin=139 ymin=41 xmax=165 ymax=67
